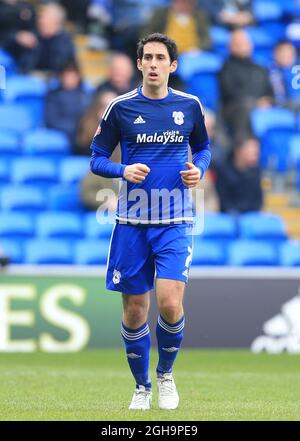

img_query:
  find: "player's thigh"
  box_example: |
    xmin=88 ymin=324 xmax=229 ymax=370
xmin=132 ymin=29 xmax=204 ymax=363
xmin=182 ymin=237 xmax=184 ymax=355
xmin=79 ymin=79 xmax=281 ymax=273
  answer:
xmin=151 ymin=224 xmax=193 ymax=284
xmin=106 ymin=224 xmax=155 ymax=294
xmin=155 ymin=278 xmax=185 ymax=312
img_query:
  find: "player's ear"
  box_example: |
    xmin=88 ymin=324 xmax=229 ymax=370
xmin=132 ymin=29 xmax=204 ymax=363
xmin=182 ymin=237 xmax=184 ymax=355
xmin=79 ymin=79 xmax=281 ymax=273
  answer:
xmin=170 ymin=60 xmax=178 ymax=74
xmin=137 ymin=59 xmax=143 ymax=71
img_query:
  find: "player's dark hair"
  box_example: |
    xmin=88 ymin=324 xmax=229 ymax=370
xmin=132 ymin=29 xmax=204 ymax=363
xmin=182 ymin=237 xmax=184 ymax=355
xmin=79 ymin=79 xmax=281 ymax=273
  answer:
xmin=137 ymin=33 xmax=178 ymax=63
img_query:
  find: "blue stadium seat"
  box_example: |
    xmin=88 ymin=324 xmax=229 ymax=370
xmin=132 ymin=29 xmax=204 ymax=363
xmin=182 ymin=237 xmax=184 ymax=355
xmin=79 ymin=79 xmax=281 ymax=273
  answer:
xmin=0 ymin=185 xmax=46 ymax=213
xmin=36 ymin=212 xmax=83 ymax=239
xmin=0 ymin=130 xmax=19 ymax=155
xmin=228 ymin=240 xmax=279 ymax=266
xmin=25 ymin=239 xmax=73 ymax=264
xmin=177 ymin=51 xmax=223 ymax=81
xmin=11 ymin=158 xmax=57 ymax=186
xmin=192 ymin=240 xmax=226 ymax=265
xmin=261 ymin=129 xmax=296 ymax=172
xmin=253 ymin=1 xmax=283 ymax=22
xmin=75 ymin=239 xmax=110 ymax=265
xmin=238 ymin=212 xmax=287 ymax=241
xmin=48 ymin=185 xmax=84 ymax=211
xmin=201 ymin=213 xmax=237 ymax=241
xmin=209 ymin=26 xmax=230 ymax=54
xmin=282 ymin=0 xmax=300 ymax=16
xmin=187 ymin=73 xmax=220 ymax=111
xmin=3 ymin=75 xmax=46 ymax=126
xmin=3 ymin=75 xmax=46 ymax=102
xmin=289 ymin=134 xmax=300 ymax=168
xmin=0 ymin=213 xmax=34 ymax=239
xmin=280 ymin=241 xmax=300 ymax=266
xmin=258 ymin=21 xmax=286 ymax=42
xmin=252 ymin=48 xmax=273 ymax=68
xmin=22 ymin=128 xmax=71 ymax=157
xmin=246 ymin=26 xmax=276 ymax=48
xmin=0 ymin=239 xmax=23 ymax=263
xmin=0 ymin=104 xmax=34 ymax=135
xmin=85 ymin=212 xmax=114 ymax=239
xmin=251 ymin=108 xmax=296 ymax=137
xmin=0 ymin=159 xmax=10 ymax=183
xmin=60 ymin=156 xmax=90 ymax=184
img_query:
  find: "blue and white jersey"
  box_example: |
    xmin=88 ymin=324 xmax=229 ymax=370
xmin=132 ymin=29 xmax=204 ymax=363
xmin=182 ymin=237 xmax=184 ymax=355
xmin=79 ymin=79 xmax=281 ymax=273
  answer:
xmin=91 ymin=86 xmax=210 ymax=225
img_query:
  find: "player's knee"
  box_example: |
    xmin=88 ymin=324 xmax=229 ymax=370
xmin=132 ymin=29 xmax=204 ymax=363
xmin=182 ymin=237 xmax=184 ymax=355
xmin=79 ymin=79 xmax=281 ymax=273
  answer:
xmin=123 ymin=301 xmax=149 ymax=328
xmin=159 ymin=299 xmax=183 ymax=324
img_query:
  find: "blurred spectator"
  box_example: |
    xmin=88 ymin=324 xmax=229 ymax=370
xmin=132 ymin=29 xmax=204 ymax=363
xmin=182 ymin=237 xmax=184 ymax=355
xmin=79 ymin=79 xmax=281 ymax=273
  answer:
xmin=96 ymin=53 xmax=138 ymax=95
xmin=205 ymin=108 xmax=227 ymax=167
xmin=45 ymin=60 xmax=91 ymax=144
xmin=192 ymin=168 xmax=220 ymax=213
xmin=80 ymin=169 xmax=119 ymax=212
xmin=219 ymin=29 xmax=273 ymax=137
xmin=4 ymin=2 xmax=76 ymax=73
xmin=76 ymin=90 xmax=117 ymax=155
xmin=0 ymin=0 xmax=35 ymax=45
xmin=192 ymin=109 xmax=223 ymax=213
xmin=111 ymin=0 xmax=166 ymax=59
xmin=86 ymin=0 xmax=112 ymax=50
xmin=199 ymin=0 xmax=254 ymax=28
xmin=270 ymin=40 xmax=300 ymax=111
xmin=80 ymin=88 xmax=120 ymax=210
xmin=59 ymin=0 xmax=90 ymax=31
xmin=215 ymin=136 xmax=263 ymax=214
xmin=143 ymin=0 xmax=211 ymax=54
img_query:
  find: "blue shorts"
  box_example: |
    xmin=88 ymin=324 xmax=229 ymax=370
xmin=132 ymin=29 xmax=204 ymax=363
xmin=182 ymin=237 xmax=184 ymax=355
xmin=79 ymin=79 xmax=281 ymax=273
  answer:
xmin=106 ymin=223 xmax=193 ymax=294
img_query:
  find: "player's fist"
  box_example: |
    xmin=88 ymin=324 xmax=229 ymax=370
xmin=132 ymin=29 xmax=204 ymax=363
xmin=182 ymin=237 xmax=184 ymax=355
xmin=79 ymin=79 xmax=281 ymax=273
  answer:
xmin=180 ymin=162 xmax=201 ymax=188
xmin=123 ymin=163 xmax=150 ymax=183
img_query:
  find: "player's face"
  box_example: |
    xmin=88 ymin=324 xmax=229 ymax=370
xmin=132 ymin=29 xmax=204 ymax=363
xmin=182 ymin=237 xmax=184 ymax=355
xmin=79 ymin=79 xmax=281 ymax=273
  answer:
xmin=137 ymin=42 xmax=177 ymax=89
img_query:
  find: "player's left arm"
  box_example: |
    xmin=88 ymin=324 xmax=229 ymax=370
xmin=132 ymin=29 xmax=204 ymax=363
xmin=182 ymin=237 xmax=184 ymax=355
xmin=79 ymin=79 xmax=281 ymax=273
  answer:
xmin=180 ymin=100 xmax=211 ymax=188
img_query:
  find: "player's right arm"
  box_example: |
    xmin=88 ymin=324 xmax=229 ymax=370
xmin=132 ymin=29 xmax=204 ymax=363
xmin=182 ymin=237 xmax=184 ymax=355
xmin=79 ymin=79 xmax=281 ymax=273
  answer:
xmin=90 ymin=101 xmax=149 ymax=183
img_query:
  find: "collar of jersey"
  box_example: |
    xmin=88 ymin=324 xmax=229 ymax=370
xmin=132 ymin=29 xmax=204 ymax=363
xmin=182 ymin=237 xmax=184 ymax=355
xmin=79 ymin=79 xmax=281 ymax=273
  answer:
xmin=138 ymin=86 xmax=172 ymax=101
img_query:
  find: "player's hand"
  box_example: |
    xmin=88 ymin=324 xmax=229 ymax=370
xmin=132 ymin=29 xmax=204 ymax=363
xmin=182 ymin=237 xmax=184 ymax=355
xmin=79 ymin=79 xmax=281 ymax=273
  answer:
xmin=123 ymin=163 xmax=150 ymax=183
xmin=180 ymin=162 xmax=201 ymax=188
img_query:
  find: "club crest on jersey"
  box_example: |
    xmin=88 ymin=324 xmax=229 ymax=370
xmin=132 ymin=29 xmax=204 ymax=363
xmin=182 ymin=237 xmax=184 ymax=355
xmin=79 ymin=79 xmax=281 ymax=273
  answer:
xmin=172 ymin=111 xmax=184 ymax=126
xmin=113 ymin=269 xmax=121 ymax=284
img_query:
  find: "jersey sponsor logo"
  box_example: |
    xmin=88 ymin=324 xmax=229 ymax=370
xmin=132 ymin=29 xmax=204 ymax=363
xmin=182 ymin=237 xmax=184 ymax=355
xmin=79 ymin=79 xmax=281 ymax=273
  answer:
xmin=127 ymin=353 xmax=142 ymax=359
xmin=113 ymin=269 xmax=121 ymax=284
xmin=251 ymin=290 xmax=300 ymax=353
xmin=172 ymin=111 xmax=185 ymax=125
xmin=136 ymin=130 xmax=184 ymax=144
xmin=162 ymin=347 xmax=179 ymax=353
xmin=134 ymin=115 xmax=146 ymax=124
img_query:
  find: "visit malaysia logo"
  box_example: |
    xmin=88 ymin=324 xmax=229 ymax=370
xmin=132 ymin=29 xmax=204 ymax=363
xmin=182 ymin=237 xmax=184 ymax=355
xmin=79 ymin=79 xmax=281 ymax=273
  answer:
xmin=136 ymin=130 xmax=184 ymax=144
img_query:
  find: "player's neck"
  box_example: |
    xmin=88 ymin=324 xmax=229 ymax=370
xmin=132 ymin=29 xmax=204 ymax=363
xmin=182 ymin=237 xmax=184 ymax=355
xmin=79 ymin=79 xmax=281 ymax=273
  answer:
xmin=141 ymin=84 xmax=169 ymax=99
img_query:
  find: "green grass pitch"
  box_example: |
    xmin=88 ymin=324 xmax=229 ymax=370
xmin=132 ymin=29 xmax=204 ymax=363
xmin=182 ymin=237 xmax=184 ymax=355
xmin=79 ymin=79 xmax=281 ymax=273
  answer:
xmin=1 ymin=349 xmax=299 ymax=421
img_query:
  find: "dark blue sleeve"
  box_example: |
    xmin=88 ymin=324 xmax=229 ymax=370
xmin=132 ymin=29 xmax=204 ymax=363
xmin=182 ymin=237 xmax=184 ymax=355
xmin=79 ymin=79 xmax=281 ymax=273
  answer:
xmin=189 ymin=100 xmax=211 ymax=178
xmin=90 ymin=150 xmax=126 ymax=178
xmin=90 ymin=102 xmax=126 ymax=178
